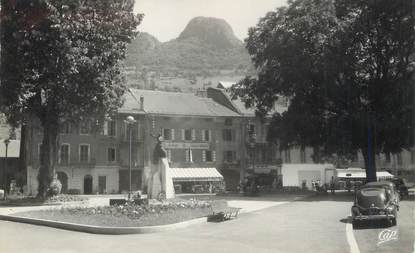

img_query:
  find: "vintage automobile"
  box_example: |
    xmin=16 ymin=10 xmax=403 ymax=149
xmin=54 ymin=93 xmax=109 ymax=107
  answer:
xmin=351 ymin=187 xmax=398 ymax=227
xmin=388 ymin=177 xmax=409 ymax=199
xmin=364 ymin=181 xmax=400 ymax=205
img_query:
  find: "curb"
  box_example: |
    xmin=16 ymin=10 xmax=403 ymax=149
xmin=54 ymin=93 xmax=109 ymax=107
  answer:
xmin=0 ymin=214 xmax=208 ymax=234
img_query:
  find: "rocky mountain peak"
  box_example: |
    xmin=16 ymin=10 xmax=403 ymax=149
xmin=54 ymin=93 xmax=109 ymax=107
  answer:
xmin=177 ymin=16 xmax=242 ymax=49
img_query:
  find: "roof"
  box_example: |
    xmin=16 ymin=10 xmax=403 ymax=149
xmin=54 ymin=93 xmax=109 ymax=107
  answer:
xmin=127 ymin=89 xmax=240 ymax=117
xmin=217 ymin=81 xmax=236 ymax=89
xmin=118 ymin=91 xmax=146 ymax=114
xmin=337 ymin=170 xmax=366 ymax=179
xmin=208 ymin=87 xmax=287 ymax=117
xmin=170 ymin=167 xmax=224 ymax=182
xmin=0 ymin=139 xmax=20 ymax=158
xmin=336 ymin=169 xmax=394 ymax=179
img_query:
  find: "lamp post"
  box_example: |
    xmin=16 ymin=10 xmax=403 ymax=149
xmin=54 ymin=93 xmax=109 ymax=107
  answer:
xmin=124 ymin=116 xmax=136 ymax=200
xmin=3 ymin=139 xmax=10 ymax=200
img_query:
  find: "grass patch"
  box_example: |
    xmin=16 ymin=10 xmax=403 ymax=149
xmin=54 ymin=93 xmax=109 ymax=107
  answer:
xmin=13 ymin=199 xmax=219 ymax=227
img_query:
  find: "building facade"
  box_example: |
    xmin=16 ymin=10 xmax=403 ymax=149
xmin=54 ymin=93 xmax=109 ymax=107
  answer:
xmin=25 ymin=89 xmax=242 ymax=195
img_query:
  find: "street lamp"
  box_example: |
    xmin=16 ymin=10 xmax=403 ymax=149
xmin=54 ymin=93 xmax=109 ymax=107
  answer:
xmin=3 ymin=139 xmax=10 ymax=200
xmin=124 ymin=116 xmax=136 ymax=200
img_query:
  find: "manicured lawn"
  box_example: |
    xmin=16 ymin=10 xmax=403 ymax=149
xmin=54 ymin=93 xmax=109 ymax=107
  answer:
xmin=13 ymin=199 xmax=218 ymax=227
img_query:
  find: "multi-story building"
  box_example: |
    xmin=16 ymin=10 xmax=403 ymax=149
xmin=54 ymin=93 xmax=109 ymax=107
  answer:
xmin=25 ymin=88 xmax=242 ymax=195
xmin=207 ymin=86 xmax=304 ymax=179
xmin=25 ymin=91 xmax=146 ymax=195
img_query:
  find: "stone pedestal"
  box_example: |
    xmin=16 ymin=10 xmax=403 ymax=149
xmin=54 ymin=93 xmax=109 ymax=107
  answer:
xmin=161 ymin=158 xmax=175 ymax=199
xmin=147 ymin=158 xmax=175 ymax=199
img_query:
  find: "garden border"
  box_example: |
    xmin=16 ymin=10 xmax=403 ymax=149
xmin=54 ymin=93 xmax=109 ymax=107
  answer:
xmin=0 ymin=214 xmax=208 ymax=234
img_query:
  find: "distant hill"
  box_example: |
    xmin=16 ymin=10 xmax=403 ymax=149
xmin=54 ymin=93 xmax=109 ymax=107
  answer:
xmin=177 ymin=16 xmax=243 ymax=49
xmin=123 ymin=16 xmax=253 ymax=90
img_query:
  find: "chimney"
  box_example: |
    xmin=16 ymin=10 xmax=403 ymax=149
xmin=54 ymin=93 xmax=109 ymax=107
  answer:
xmin=140 ymin=96 xmax=144 ymax=111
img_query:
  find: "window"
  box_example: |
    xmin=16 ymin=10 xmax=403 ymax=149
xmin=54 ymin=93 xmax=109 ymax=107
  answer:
xmin=248 ymin=124 xmax=255 ymax=135
xmin=185 ymin=149 xmax=193 ymax=162
xmin=224 ymin=150 xmax=235 ymax=163
xmin=203 ymin=150 xmax=216 ymax=162
xmin=222 ymin=129 xmax=234 ymax=141
xmin=38 ymin=143 xmax=44 ymax=162
xmin=80 ymin=121 xmax=91 ymax=134
xmin=284 ymin=150 xmax=291 ymax=163
xmin=386 ymin=152 xmax=391 ymax=163
xmin=59 ymin=144 xmax=70 ymax=165
xmin=182 ymin=129 xmax=195 ymax=141
xmin=107 ymin=121 xmax=116 ymax=136
xmin=300 ymin=148 xmax=306 ymax=163
xmin=79 ymin=144 xmax=90 ymax=163
xmin=163 ymin=128 xmax=175 ymax=141
xmin=201 ymin=129 xmax=211 ymax=142
xmin=107 ymin=147 xmax=116 ymax=162
xmin=397 ymin=153 xmax=403 ymax=165
xmin=225 ymin=118 xmax=233 ymax=126
xmin=60 ymin=122 xmax=71 ymax=134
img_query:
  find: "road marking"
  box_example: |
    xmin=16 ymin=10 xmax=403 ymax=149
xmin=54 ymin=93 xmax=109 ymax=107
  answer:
xmin=346 ymin=215 xmax=361 ymax=253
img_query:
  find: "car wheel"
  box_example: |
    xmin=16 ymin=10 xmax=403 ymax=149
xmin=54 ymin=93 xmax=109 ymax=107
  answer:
xmin=352 ymin=220 xmax=359 ymax=229
xmin=390 ymin=218 xmax=397 ymax=226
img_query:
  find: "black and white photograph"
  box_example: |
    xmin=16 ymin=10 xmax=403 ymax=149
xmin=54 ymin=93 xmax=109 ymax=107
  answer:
xmin=0 ymin=0 xmax=414 ymax=252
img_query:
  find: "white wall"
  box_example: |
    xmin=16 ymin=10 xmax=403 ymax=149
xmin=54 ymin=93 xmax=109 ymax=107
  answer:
xmin=282 ymin=163 xmax=335 ymax=188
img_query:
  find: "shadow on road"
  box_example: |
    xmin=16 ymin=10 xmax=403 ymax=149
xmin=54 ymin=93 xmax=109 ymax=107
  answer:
xmin=339 ymin=215 xmax=396 ymax=230
xmin=296 ymin=192 xmax=355 ymax=202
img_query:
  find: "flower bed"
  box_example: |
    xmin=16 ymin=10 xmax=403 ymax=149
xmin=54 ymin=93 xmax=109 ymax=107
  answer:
xmin=13 ymin=199 xmax=216 ymax=227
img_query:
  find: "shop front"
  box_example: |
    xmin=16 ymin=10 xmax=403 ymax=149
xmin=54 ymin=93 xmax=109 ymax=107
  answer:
xmin=170 ymin=167 xmax=224 ymax=193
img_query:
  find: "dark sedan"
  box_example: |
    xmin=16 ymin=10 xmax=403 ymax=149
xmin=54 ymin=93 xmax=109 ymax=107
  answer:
xmin=351 ymin=187 xmax=398 ymax=228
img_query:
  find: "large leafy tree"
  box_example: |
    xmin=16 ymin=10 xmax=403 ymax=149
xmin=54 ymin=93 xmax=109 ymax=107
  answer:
xmin=233 ymin=0 xmax=415 ymax=181
xmin=0 ymin=0 xmax=142 ymax=196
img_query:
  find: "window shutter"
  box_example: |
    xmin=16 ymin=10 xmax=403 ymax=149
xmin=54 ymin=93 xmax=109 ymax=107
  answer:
xmin=182 ymin=129 xmax=185 ymax=140
xmin=185 ymin=149 xmax=189 ymax=162
xmin=171 ymin=129 xmax=175 ymax=140
xmin=212 ymin=151 xmax=216 ymax=162
xmin=124 ymin=122 xmax=128 ymax=141
xmin=191 ymin=129 xmax=196 ymax=140
xmin=232 ymin=130 xmax=235 ymax=141
xmin=190 ymin=149 xmax=193 ymax=163
xmin=201 ymin=130 xmax=205 ymax=141
xmin=58 ymin=146 xmax=61 ymax=164
xmin=136 ymin=122 xmax=141 ymax=140
xmin=202 ymin=150 xmax=206 ymax=162
xmin=208 ymin=130 xmax=212 ymax=142
xmin=233 ymin=151 xmax=236 ymax=162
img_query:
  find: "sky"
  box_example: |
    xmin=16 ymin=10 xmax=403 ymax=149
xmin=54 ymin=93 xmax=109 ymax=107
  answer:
xmin=134 ymin=0 xmax=287 ymax=42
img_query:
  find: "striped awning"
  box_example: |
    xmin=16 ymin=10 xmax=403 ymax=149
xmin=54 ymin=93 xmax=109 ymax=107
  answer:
xmin=170 ymin=167 xmax=224 ymax=182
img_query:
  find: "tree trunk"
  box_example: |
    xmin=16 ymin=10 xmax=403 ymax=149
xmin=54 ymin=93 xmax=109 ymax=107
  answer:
xmin=37 ymin=119 xmax=59 ymax=198
xmin=361 ymin=146 xmax=377 ymax=182
xmin=312 ymin=145 xmax=321 ymax=163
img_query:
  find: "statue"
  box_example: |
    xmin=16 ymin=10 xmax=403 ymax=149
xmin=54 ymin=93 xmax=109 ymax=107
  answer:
xmin=147 ymin=134 xmax=175 ymax=199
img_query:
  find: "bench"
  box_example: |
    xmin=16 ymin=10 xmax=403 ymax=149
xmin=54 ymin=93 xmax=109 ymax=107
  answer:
xmin=208 ymin=201 xmax=242 ymax=222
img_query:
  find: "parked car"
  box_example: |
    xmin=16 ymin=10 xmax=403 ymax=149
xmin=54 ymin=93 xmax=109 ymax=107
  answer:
xmin=388 ymin=177 xmax=409 ymax=199
xmin=364 ymin=181 xmax=400 ymax=206
xmin=351 ymin=187 xmax=398 ymax=228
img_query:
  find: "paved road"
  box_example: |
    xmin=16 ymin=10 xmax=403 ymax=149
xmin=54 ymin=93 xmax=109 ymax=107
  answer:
xmin=0 ymin=194 xmax=414 ymax=253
